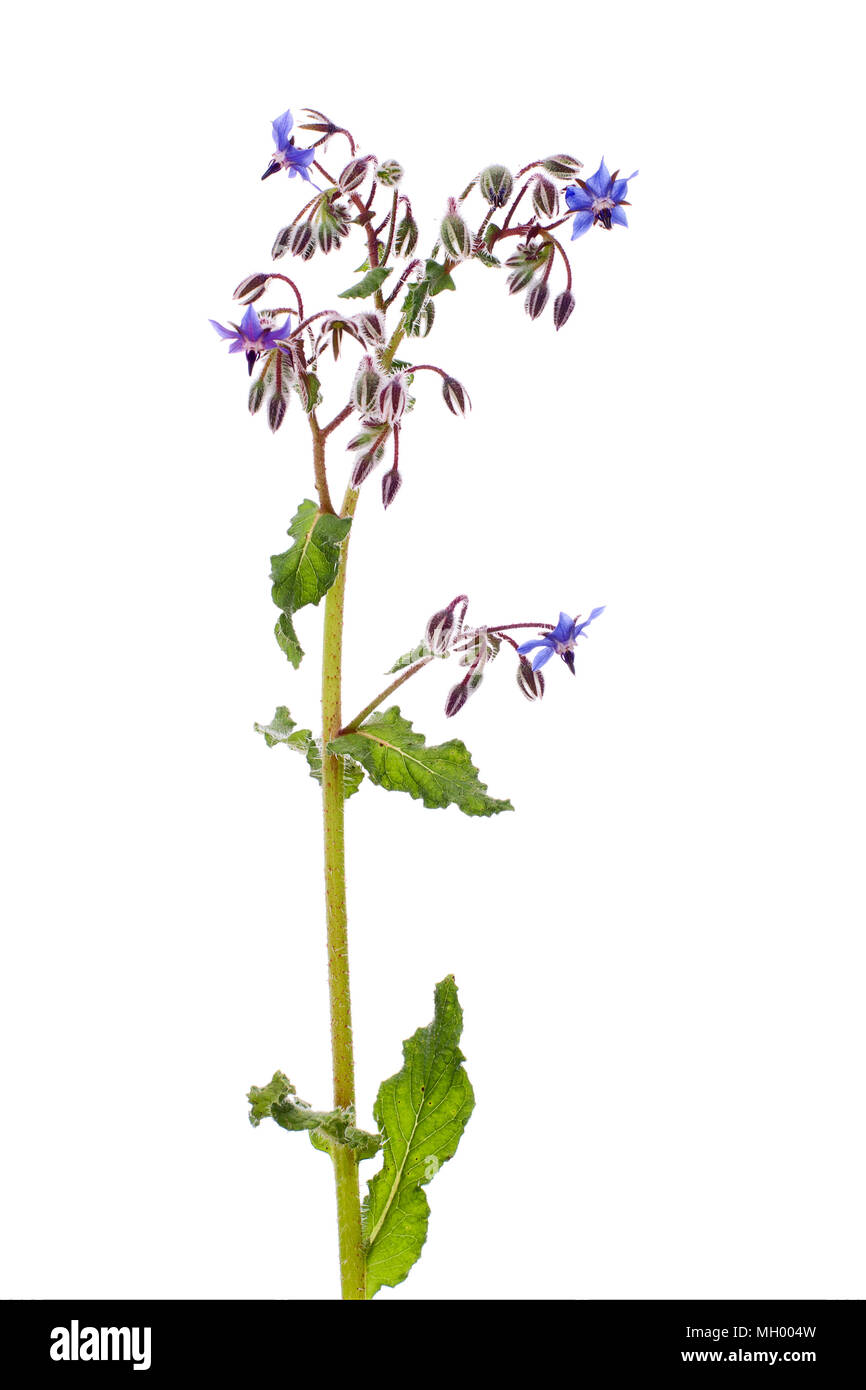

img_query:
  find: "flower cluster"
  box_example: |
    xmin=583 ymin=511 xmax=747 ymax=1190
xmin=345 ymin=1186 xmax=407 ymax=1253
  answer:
xmin=413 ymin=597 xmax=605 ymax=716
xmin=210 ymin=103 xmax=636 ymax=506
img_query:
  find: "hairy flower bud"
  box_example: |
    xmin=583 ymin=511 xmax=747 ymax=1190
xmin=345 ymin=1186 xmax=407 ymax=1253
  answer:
xmin=440 ymin=207 xmax=472 ymax=261
xmin=233 ymin=272 xmax=270 ymax=304
xmin=350 ymin=433 xmax=388 ymax=487
xmin=248 ymin=378 xmax=266 ymax=415
xmin=338 ymin=157 xmax=371 ymax=193
xmin=506 ymin=265 xmax=537 ymax=294
xmin=479 ymin=164 xmax=514 ymax=208
xmin=542 ymin=154 xmax=584 ymax=179
xmin=377 ymin=373 xmax=407 ymax=424
xmin=376 ymin=159 xmax=404 ymax=186
xmin=525 ymin=281 xmax=550 ymax=319
xmin=517 ymin=657 xmax=545 ymax=701
xmin=268 ymin=393 xmax=287 ymax=433
xmin=288 ymin=222 xmax=314 ymax=257
xmin=442 ymin=376 xmax=471 ymax=417
xmin=271 ymin=226 xmax=292 ymax=260
xmin=352 ymin=310 xmax=385 ymax=345
xmin=531 ymin=175 xmax=559 ymax=219
xmin=553 ymin=289 xmax=576 ymax=330
xmin=352 ymin=357 xmax=382 ymax=413
xmin=394 ymin=213 xmax=419 ymax=257
xmin=444 ymin=681 xmax=469 ymax=718
xmin=425 ymin=607 xmax=455 ymax=655
xmin=381 ymin=468 xmax=402 ymax=509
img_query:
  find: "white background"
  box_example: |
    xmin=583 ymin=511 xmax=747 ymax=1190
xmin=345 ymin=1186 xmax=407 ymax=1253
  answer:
xmin=1 ymin=1 xmax=863 ymax=1300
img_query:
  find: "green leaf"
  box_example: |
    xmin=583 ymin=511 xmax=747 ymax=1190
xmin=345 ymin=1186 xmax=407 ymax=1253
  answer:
xmin=270 ymin=499 xmax=352 ymax=666
xmin=424 ymin=258 xmax=456 ymax=296
xmin=338 ymin=266 xmax=392 ymax=300
xmin=400 ymin=281 xmax=429 ymax=334
xmin=255 ymin=707 xmax=364 ymax=800
xmin=388 ymin=641 xmax=433 ymax=673
xmin=302 ymin=734 xmax=365 ymax=798
xmin=274 ymin=612 xmax=303 ymax=668
xmin=328 ymin=706 xmax=512 ymax=816
xmin=362 ymin=976 xmax=474 ymax=1298
xmin=248 ymin=1071 xmax=381 ymax=1160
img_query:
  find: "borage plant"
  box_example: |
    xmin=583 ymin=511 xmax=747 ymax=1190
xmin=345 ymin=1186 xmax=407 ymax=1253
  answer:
xmin=211 ymin=105 xmax=636 ymax=1300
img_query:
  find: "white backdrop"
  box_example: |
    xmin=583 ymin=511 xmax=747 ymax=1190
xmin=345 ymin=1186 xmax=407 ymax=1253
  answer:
xmin=2 ymin=1 xmax=864 ymax=1300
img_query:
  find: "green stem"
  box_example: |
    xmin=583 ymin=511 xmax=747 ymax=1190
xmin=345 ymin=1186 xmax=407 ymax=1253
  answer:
xmin=340 ymin=656 xmax=433 ymax=735
xmin=321 ymin=482 xmax=364 ymax=1300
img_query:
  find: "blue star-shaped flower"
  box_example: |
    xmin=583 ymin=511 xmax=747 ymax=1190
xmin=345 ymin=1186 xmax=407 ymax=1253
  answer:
xmin=262 ymin=108 xmax=318 ymax=183
xmin=517 ymin=607 xmax=605 ymax=673
xmin=209 ymin=304 xmax=294 ymax=374
xmin=564 ymin=160 xmax=637 ymax=240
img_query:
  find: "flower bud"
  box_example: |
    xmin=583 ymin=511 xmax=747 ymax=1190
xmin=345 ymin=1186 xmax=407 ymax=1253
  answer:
xmin=338 ymin=156 xmax=371 ymax=193
xmin=377 ymin=374 xmax=407 ymax=424
xmin=381 ymin=468 xmax=402 ymax=509
xmin=268 ymin=393 xmax=287 ymax=433
xmin=233 ymin=272 xmax=270 ymax=304
xmin=394 ymin=213 xmax=419 ymax=257
xmin=506 ymin=265 xmax=536 ymax=294
xmin=352 ymin=357 xmax=382 ymax=413
xmin=531 ymin=175 xmax=559 ymax=219
xmin=271 ymin=226 xmax=292 ymax=260
xmin=525 ymin=281 xmax=550 ymax=320
xmin=350 ymin=435 xmax=387 ymax=487
xmin=425 ymin=607 xmax=455 ymax=655
xmin=352 ymin=310 xmax=385 ymax=345
xmin=441 ymin=376 xmax=471 ymax=417
xmin=288 ymin=222 xmax=313 ymax=257
xmin=248 ymin=378 xmax=266 ymax=415
xmin=444 ymin=681 xmax=469 ymax=718
xmin=479 ymin=164 xmax=514 ymax=208
xmin=553 ymin=290 xmax=576 ymax=330
xmin=440 ymin=208 xmax=472 ymax=261
xmin=542 ymin=154 xmax=584 ymax=179
xmin=376 ymin=159 xmax=404 ymax=186
xmin=517 ymin=657 xmax=545 ymax=701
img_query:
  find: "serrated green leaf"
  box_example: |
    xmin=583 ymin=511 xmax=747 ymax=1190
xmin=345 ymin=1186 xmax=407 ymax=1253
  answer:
xmin=270 ymin=499 xmax=352 ymax=666
xmin=328 ymin=705 xmax=512 ymax=816
xmin=388 ymin=641 xmax=434 ymax=673
xmin=248 ymin=1071 xmax=381 ymax=1160
xmin=424 ymin=259 xmax=456 ymax=296
xmin=255 ymin=706 xmax=364 ymax=800
xmin=338 ymin=266 xmax=392 ymax=300
xmin=362 ymin=976 xmax=474 ymax=1298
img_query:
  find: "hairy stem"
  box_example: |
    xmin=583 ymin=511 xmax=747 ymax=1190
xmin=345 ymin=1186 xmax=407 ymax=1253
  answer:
xmin=321 ymin=481 xmax=364 ymax=1300
xmin=341 ymin=656 xmax=434 ymax=735
xmin=309 ymin=416 xmax=336 ymax=515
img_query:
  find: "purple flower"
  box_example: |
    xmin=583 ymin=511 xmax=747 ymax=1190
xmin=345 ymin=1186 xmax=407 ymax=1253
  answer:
xmin=262 ymin=108 xmax=318 ymax=184
xmin=517 ymin=607 xmax=605 ymax=674
xmin=210 ymin=304 xmax=294 ymax=375
xmin=564 ymin=160 xmax=637 ymax=240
